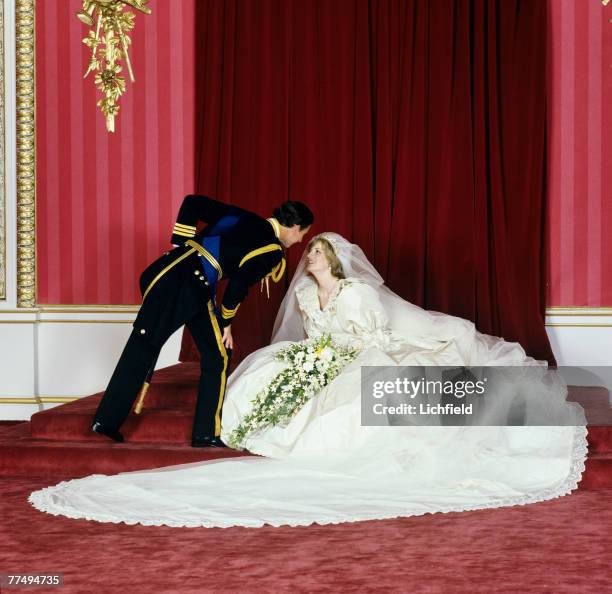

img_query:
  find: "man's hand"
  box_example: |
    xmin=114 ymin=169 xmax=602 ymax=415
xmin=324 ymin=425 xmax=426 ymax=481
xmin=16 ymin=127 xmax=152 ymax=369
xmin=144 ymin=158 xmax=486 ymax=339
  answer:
xmin=221 ymin=325 xmax=233 ymax=350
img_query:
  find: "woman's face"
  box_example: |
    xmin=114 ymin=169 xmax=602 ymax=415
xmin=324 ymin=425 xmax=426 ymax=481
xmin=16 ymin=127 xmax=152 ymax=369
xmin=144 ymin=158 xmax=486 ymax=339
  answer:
xmin=305 ymin=241 xmax=330 ymax=274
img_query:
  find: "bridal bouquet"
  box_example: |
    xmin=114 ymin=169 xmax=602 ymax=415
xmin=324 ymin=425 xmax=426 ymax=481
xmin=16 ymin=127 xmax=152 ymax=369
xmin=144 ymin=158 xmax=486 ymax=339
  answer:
xmin=228 ymin=334 xmax=358 ymax=449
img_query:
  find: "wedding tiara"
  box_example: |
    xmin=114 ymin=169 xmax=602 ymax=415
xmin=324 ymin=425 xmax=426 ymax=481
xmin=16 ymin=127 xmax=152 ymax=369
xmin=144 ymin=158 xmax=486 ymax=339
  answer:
xmin=318 ymin=233 xmax=340 ymax=253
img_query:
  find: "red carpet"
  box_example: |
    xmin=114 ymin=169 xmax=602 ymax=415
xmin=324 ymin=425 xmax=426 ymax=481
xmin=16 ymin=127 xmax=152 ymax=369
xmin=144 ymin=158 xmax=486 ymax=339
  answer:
xmin=2 ymin=475 xmax=612 ymax=593
xmin=1 ymin=364 xmax=611 ymax=592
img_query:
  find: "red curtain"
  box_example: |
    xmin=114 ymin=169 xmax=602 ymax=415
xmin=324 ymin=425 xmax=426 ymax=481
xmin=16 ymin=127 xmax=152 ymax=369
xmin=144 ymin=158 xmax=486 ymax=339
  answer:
xmin=180 ymin=0 xmax=555 ymax=365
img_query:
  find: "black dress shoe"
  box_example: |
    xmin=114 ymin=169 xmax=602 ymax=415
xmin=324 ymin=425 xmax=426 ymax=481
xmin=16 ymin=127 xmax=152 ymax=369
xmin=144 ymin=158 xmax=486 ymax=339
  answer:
xmin=92 ymin=421 xmax=124 ymax=443
xmin=191 ymin=436 xmax=227 ymax=448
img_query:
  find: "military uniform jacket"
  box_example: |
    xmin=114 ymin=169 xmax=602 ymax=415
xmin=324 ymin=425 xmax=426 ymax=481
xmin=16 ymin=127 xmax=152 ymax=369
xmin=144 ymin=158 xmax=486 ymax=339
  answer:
xmin=169 ymin=194 xmax=286 ymax=328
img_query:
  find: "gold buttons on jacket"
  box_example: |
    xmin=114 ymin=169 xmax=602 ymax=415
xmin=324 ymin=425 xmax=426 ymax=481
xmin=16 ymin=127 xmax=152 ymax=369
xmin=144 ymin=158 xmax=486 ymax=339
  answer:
xmin=194 ymin=270 xmax=200 ymax=275
xmin=199 ymin=276 xmax=205 ymax=281
xmin=140 ymin=329 xmax=146 ymax=335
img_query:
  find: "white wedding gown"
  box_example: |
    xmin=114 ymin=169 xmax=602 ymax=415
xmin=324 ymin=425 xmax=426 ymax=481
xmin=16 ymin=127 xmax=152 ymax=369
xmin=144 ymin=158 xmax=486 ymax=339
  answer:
xmin=29 ymin=277 xmax=588 ymax=528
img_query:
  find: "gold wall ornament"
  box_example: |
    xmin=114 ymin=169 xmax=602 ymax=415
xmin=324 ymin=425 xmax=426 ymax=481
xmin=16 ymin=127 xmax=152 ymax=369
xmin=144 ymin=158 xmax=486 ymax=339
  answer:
xmin=16 ymin=0 xmax=36 ymax=308
xmin=78 ymin=0 xmax=151 ymax=132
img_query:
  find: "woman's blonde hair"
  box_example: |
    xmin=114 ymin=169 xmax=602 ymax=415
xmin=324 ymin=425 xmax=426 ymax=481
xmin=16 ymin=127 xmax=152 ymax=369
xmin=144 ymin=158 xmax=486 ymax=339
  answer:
xmin=307 ymin=235 xmax=345 ymax=279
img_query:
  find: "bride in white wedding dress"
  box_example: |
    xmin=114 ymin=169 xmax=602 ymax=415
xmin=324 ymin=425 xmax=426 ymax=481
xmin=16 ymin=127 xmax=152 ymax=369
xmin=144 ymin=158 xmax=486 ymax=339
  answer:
xmin=29 ymin=233 xmax=587 ymax=528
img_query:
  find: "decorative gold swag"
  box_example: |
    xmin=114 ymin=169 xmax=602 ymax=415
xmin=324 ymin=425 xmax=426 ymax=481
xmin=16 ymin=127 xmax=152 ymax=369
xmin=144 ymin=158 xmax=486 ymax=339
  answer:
xmin=76 ymin=0 xmax=151 ymax=133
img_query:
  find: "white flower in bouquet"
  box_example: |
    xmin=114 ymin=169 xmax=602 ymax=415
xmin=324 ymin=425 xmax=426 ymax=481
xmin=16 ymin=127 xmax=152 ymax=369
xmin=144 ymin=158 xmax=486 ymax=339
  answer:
xmin=319 ymin=346 xmax=333 ymax=363
xmin=228 ymin=334 xmax=358 ymax=449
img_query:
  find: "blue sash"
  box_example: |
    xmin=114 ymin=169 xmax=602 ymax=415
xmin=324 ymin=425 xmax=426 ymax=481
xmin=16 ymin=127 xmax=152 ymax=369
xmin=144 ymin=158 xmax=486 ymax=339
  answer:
xmin=198 ymin=213 xmax=242 ymax=307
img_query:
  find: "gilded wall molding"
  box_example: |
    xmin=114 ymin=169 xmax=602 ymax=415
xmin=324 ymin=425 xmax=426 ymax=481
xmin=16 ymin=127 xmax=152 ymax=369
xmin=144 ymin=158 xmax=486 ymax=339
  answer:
xmin=0 ymin=397 xmax=79 ymax=404
xmin=15 ymin=0 xmax=35 ymax=307
xmin=0 ymin=1 xmax=5 ymax=300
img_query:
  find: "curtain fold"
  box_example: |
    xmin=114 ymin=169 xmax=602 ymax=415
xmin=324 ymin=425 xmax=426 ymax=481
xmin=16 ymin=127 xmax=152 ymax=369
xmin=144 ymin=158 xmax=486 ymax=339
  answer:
xmin=181 ymin=0 xmax=555 ymax=365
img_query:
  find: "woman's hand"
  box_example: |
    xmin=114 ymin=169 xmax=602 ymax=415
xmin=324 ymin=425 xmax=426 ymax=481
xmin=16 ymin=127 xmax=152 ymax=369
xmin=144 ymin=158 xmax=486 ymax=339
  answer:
xmin=222 ymin=325 xmax=233 ymax=350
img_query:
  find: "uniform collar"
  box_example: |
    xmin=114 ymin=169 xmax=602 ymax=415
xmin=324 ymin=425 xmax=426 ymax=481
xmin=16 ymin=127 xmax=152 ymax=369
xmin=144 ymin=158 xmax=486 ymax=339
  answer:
xmin=267 ymin=217 xmax=281 ymax=241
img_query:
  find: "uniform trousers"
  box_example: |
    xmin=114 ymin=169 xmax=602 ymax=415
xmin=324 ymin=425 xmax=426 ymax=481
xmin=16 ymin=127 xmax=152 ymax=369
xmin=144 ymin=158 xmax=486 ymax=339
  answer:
xmin=93 ymin=247 xmax=231 ymax=439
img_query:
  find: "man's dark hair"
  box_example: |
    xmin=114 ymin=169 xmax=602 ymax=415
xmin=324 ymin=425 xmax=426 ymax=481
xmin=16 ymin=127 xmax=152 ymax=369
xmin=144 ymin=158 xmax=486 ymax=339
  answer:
xmin=273 ymin=201 xmax=314 ymax=230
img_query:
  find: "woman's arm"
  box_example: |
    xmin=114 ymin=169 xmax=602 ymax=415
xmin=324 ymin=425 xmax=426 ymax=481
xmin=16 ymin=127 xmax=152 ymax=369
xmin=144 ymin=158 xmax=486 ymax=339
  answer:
xmin=335 ymin=282 xmax=391 ymax=350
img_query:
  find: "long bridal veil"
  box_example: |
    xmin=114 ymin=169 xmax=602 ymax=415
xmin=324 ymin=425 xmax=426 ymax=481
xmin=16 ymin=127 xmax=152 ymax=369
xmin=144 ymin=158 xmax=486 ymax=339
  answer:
xmin=272 ymin=232 xmax=530 ymax=358
xmin=272 ymin=232 xmax=442 ymax=344
xmin=28 ymin=233 xmax=588 ymax=528
xmin=269 ymin=232 xmax=585 ymax=430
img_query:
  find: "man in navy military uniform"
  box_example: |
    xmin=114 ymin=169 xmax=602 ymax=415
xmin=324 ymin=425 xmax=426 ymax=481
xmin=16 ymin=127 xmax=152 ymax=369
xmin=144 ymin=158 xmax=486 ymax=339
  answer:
xmin=92 ymin=195 xmax=314 ymax=447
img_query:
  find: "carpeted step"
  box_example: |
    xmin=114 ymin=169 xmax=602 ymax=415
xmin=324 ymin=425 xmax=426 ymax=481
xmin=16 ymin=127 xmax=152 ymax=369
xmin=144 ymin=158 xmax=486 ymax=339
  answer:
xmin=567 ymin=386 xmax=612 ymax=454
xmin=2 ymin=424 xmax=612 ymax=487
xmin=587 ymin=426 xmax=612 ymax=453
xmin=0 ymin=423 xmax=249 ymax=477
xmin=29 ymin=364 xmax=201 ymax=441
xmin=32 ymin=402 xmax=196 ymax=444
xmin=3 ymin=419 xmax=612 ymax=489
xmin=29 ymin=374 xmax=612 ymax=451
xmin=7 ymin=364 xmax=612 ymax=488
xmin=2 ymin=431 xmax=611 ymax=488
xmin=567 ymin=386 xmax=612 ymax=427
xmin=31 ymin=403 xmax=612 ymax=451
xmin=580 ymin=453 xmax=612 ymax=490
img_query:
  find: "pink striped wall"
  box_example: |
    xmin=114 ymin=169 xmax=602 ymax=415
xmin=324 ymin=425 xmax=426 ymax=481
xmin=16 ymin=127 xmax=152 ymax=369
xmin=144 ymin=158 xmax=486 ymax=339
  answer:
xmin=35 ymin=1 xmax=611 ymax=306
xmin=36 ymin=0 xmax=196 ymax=304
xmin=547 ymin=0 xmax=612 ymax=306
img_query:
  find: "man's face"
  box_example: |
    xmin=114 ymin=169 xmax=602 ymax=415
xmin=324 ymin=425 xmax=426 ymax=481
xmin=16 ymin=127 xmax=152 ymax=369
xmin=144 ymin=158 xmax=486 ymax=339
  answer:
xmin=283 ymin=224 xmax=311 ymax=248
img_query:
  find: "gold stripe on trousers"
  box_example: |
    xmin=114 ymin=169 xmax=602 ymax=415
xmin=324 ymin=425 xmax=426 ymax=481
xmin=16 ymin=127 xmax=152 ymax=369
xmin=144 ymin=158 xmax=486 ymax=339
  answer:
xmin=207 ymin=300 xmax=228 ymax=436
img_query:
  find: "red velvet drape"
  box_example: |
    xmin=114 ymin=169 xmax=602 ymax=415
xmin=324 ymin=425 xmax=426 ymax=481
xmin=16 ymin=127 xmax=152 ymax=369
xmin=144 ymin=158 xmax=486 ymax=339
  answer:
xmin=180 ymin=0 xmax=555 ymax=365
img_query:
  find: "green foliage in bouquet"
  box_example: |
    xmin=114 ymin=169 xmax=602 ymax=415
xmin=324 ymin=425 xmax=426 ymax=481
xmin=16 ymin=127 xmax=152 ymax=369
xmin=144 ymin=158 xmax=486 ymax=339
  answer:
xmin=228 ymin=335 xmax=358 ymax=449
